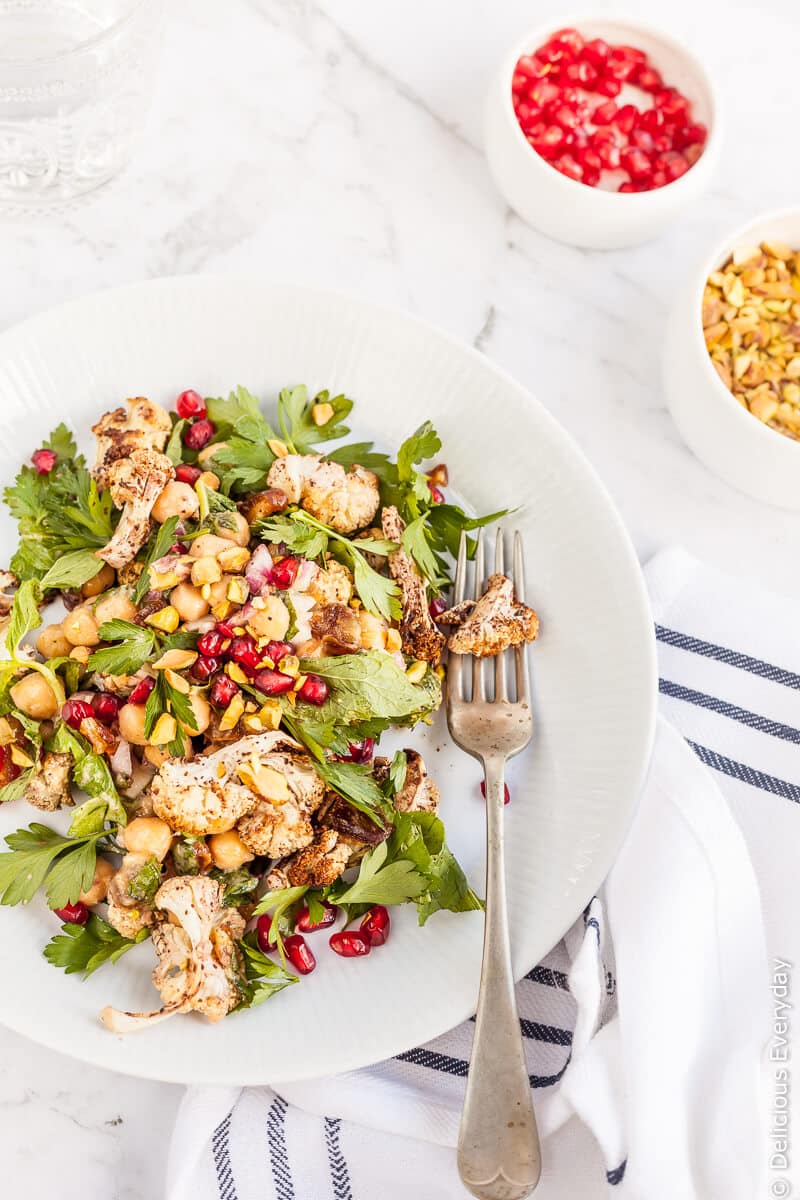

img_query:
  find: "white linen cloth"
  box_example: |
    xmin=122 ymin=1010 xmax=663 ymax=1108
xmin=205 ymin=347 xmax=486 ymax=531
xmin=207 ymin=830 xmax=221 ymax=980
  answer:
xmin=167 ymin=548 xmax=783 ymax=1200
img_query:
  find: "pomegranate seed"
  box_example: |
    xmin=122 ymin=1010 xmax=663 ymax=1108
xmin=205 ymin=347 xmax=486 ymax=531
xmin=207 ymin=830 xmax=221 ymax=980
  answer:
xmin=360 ymin=905 xmax=390 ymax=947
xmin=638 ymin=107 xmax=665 ymax=134
xmin=175 ymin=463 xmax=202 ymax=485
xmin=168 ymin=541 xmax=189 ymax=555
xmin=228 ymin=635 xmax=260 ymax=673
xmin=582 ymin=167 xmax=600 ymax=188
xmin=551 ymin=103 xmax=582 ymax=131
xmin=197 ymin=629 xmax=228 ymax=658
xmin=53 ymin=902 xmax=89 ymax=925
xmin=209 ymin=674 xmax=239 ymax=707
xmin=256 ymin=914 xmax=278 ymax=954
xmin=655 ymin=151 xmax=690 ymax=181
xmin=654 ymin=88 xmax=690 ymax=121
xmin=32 ymin=448 xmax=57 ymax=475
xmin=649 ymin=169 xmax=669 ymax=189
xmin=595 ymin=76 xmax=621 ymax=98
xmin=595 ymin=140 xmax=621 ymax=169
xmin=550 ymin=28 xmax=583 ymax=54
xmin=511 ymin=71 xmax=527 ymax=94
xmin=346 ymin=737 xmax=375 ymax=763
xmin=429 ymin=596 xmax=448 ymax=620
xmin=606 ymin=49 xmax=638 ymax=81
xmin=621 ymin=146 xmax=653 ymax=180
xmin=580 ymin=37 xmax=610 ymax=67
xmin=215 ymin=620 xmax=237 ymax=638
xmin=329 ymin=930 xmax=371 ymax=958
xmin=591 ymin=100 xmax=618 ymax=125
xmin=253 ymin=668 xmax=295 ymax=696
xmin=552 ymin=153 xmax=583 ymax=181
xmin=427 ymin=483 xmax=445 ymax=504
xmin=684 ymin=143 xmax=704 ymax=165
xmin=183 ymin=418 xmax=215 ymax=451
xmin=564 ymin=60 xmax=597 ymax=87
xmin=480 ymin=779 xmax=511 ymax=806
xmin=618 ymin=180 xmax=642 ymax=193
xmin=264 ymin=640 xmax=292 ymax=663
xmin=128 ymin=676 xmax=156 ymax=704
xmin=652 ymin=134 xmax=672 ymax=155
xmin=284 ymin=933 xmax=316 ymax=974
xmin=516 ymin=54 xmax=547 ymax=80
xmin=175 ymin=389 xmax=206 ymax=420
xmin=674 ymin=122 xmax=707 ymax=150
xmin=516 ymin=103 xmax=542 ymax=133
xmin=271 ymin=556 xmax=299 ymax=589
xmin=630 ymin=128 xmax=654 ymax=153
xmin=296 ymin=901 xmax=338 ymax=933
xmin=61 ymin=699 xmax=94 ymax=729
xmin=634 ymin=64 xmax=663 ymax=93
xmin=526 ymin=79 xmax=559 ymax=108
xmin=91 ymin=692 xmax=121 ymax=725
xmin=579 ymin=147 xmax=602 ymax=174
xmin=0 ymin=745 xmax=21 ymax=783
xmin=528 ymin=124 xmax=565 ymax=159
xmin=191 ymin=655 xmax=221 ymax=682
xmin=539 ymin=38 xmax=572 ymax=66
xmin=297 ymin=675 xmax=329 ymax=705
xmin=613 ymin=104 xmax=638 ymax=134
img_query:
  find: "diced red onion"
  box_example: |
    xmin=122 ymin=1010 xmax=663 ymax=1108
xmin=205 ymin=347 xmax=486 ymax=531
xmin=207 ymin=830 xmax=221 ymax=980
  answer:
xmin=245 ymin=545 xmax=274 ymax=595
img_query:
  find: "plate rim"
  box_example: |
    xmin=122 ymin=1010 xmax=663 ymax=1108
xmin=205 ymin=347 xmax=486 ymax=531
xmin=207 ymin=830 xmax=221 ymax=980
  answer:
xmin=0 ymin=275 xmax=657 ymax=1084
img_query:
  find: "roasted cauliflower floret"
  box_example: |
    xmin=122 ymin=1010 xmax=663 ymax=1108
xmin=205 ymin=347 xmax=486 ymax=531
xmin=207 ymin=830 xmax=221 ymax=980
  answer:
xmin=381 ymin=505 xmax=445 ymax=665
xmin=267 ymin=454 xmax=380 ymax=533
xmin=306 ymin=560 xmax=354 ymax=606
xmin=373 ymin=749 xmax=440 ymax=814
xmin=100 ymin=876 xmax=245 ymax=1032
xmin=25 ymin=752 xmax=72 ymax=812
xmin=105 ymin=853 xmax=158 ymax=939
xmin=438 ymin=573 xmax=539 ymax=658
xmin=92 ymin=397 xmax=172 ymax=488
xmin=236 ymin=742 xmax=326 ymax=857
xmin=95 ymin=448 xmax=174 ymax=570
xmin=266 ymin=828 xmax=354 ymax=890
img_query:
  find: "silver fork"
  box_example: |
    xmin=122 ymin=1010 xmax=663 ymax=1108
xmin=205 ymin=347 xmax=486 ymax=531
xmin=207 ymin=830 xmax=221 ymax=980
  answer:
xmin=447 ymin=528 xmax=541 ymax=1200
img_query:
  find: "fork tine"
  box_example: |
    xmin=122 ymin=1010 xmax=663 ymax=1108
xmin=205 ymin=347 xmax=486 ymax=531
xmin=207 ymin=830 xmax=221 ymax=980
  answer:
xmin=447 ymin=532 xmax=468 ymax=704
xmin=494 ymin=528 xmax=508 ymax=702
xmin=472 ymin=531 xmax=486 ymax=701
xmin=513 ymin=530 xmax=530 ymax=705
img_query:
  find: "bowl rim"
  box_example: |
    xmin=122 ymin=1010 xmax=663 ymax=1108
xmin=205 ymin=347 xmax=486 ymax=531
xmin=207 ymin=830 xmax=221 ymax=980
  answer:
xmin=0 ymin=0 xmax=157 ymax=66
xmin=498 ymin=12 xmax=721 ymax=203
xmin=689 ymin=205 xmax=800 ymax=457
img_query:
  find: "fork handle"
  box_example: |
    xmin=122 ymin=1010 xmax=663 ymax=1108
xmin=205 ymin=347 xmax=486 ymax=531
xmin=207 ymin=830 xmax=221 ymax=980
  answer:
xmin=457 ymin=758 xmax=541 ymax=1200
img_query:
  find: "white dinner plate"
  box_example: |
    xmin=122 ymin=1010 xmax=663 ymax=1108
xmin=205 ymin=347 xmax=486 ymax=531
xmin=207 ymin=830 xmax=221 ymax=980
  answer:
xmin=0 ymin=278 xmax=656 ymax=1084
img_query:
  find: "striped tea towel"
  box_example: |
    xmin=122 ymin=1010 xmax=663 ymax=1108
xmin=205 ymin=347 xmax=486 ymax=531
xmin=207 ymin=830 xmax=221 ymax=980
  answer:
xmin=167 ymin=547 xmax=778 ymax=1200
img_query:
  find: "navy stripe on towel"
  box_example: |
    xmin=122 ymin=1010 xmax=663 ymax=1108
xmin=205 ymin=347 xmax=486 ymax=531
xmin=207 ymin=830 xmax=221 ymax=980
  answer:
xmin=656 ymin=625 xmax=800 ymax=690
xmin=607 ymin=1160 xmax=627 ymax=1186
xmin=519 ymin=1019 xmax=572 ymax=1047
xmin=212 ymin=1112 xmax=238 ymax=1200
xmin=396 ymin=1046 xmax=571 ymax=1089
xmin=525 ymin=964 xmax=569 ymax=990
xmin=660 ymin=678 xmax=800 ymax=744
xmin=688 ymin=741 xmax=800 ymax=804
xmin=324 ymin=1117 xmax=353 ymax=1200
xmin=267 ymin=1095 xmax=294 ymax=1200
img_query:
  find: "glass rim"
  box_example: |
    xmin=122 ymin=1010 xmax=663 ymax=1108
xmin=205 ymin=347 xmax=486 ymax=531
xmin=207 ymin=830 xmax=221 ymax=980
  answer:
xmin=0 ymin=0 xmax=155 ymax=66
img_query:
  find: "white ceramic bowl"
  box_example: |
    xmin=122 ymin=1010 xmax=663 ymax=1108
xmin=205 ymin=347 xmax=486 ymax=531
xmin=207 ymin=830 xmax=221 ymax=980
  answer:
xmin=484 ymin=16 xmax=721 ymax=250
xmin=664 ymin=208 xmax=800 ymax=509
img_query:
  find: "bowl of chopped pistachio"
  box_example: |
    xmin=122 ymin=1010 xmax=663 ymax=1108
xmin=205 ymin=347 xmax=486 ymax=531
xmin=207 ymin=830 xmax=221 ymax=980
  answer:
xmin=665 ymin=208 xmax=800 ymax=508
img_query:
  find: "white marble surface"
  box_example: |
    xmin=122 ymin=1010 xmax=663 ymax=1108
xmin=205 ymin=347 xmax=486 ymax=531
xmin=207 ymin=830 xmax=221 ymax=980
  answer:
xmin=0 ymin=0 xmax=798 ymax=1194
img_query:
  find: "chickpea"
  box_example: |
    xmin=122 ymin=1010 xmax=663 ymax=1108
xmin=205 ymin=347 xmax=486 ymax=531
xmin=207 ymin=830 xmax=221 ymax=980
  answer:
xmin=152 ymin=481 xmax=200 ymax=525
xmin=94 ymin=589 xmax=137 ymax=625
xmin=190 ymin=533 xmax=231 ymax=559
xmin=80 ymin=562 xmax=115 ymax=598
xmin=198 ymin=471 xmax=220 ymax=491
xmin=62 ymin=607 xmax=100 ymax=647
xmin=171 ymin=581 xmax=210 ymax=622
xmin=205 ymin=575 xmax=235 ymax=606
xmin=198 ymin=440 xmax=228 ymax=464
xmin=217 ymin=511 xmax=251 ymax=547
xmin=36 ymin=623 xmax=71 ymax=660
xmin=179 ymin=691 xmax=211 ymax=736
xmin=9 ymin=672 xmax=59 ymax=719
xmin=122 ymin=816 xmax=173 ymax=862
xmin=118 ymin=702 xmax=149 ymax=746
xmin=78 ymin=857 xmax=116 ymax=906
xmin=248 ymin=596 xmax=290 ymax=641
xmin=208 ymin=830 xmax=254 ymax=871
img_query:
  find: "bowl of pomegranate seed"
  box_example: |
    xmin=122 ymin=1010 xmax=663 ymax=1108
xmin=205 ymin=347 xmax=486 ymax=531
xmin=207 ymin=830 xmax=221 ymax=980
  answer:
xmin=664 ymin=208 xmax=800 ymax=508
xmin=485 ymin=17 xmax=720 ymax=249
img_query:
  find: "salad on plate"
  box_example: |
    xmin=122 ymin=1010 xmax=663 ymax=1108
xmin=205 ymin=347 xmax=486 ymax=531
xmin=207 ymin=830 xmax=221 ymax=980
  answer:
xmin=0 ymin=385 xmax=538 ymax=1031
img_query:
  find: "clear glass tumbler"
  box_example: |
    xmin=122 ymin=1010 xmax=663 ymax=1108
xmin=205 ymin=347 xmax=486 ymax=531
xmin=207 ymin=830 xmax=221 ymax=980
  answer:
xmin=0 ymin=0 xmax=163 ymax=212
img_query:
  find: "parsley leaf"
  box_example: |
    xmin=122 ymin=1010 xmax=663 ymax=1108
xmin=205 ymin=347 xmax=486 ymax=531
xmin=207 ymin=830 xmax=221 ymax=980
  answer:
xmin=296 ymin=651 xmax=441 ymax=726
xmin=165 ymin=419 xmax=188 ymax=464
xmin=327 ymin=441 xmax=395 ymax=478
xmin=44 ymin=913 xmax=149 ymax=977
xmin=128 ymin=856 xmax=162 ymax=904
xmin=1 ymin=581 xmax=65 ymax=712
xmin=88 ymin=620 xmax=157 ymax=677
xmin=314 ymin=758 xmax=390 ymax=827
xmin=204 ymin=387 xmax=278 ymax=496
xmin=252 ymin=884 xmax=309 ymax=955
xmin=278 ymin=386 xmax=353 ymax=453
xmin=235 ymin=936 xmax=297 ymax=1009
xmin=39 ymin=548 xmax=104 ymax=591
xmin=144 ymin=672 xmax=198 ymax=741
xmin=333 ymin=841 xmax=427 ymax=907
xmin=0 ymin=823 xmax=103 ymax=907
xmin=396 ymin=421 xmax=442 ymax=484
xmin=69 ymin=753 xmax=127 ymax=832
